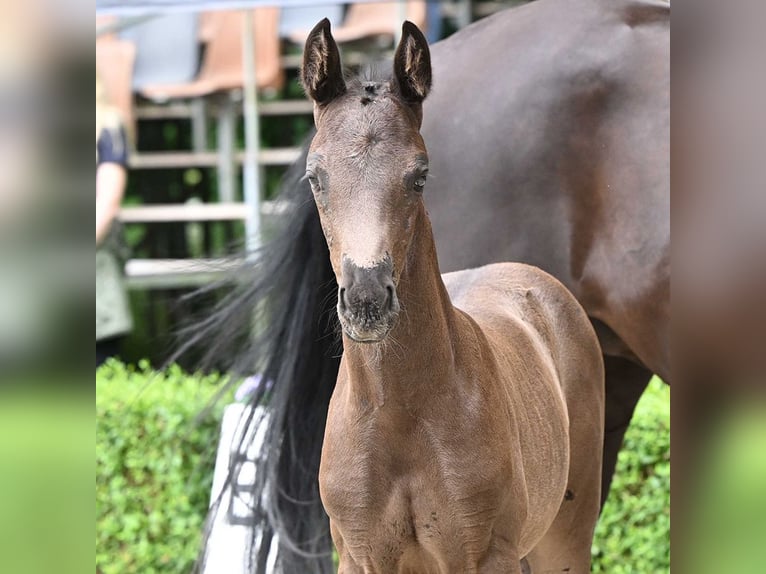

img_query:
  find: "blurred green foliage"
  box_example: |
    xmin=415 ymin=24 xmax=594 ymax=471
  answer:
xmin=96 ymin=361 xmax=232 ymax=574
xmin=685 ymin=402 xmax=766 ymax=574
xmin=96 ymin=364 xmax=669 ymax=573
xmin=0 ymin=392 xmax=92 ymax=574
xmin=592 ymin=377 xmax=670 ymax=573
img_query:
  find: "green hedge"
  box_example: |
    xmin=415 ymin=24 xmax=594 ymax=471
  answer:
xmin=592 ymin=376 xmax=670 ymax=573
xmin=96 ymin=364 xmax=669 ymax=573
xmin=96 ymin=361 xmax=231 ymax=574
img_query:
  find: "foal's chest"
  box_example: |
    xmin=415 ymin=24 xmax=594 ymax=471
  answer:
xmin=319 ymin=404 xmax=513 ymax=571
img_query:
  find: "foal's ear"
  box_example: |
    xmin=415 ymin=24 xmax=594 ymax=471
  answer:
xmin=301 ymin=18 xmax=346 ymax=105
xmin=393 ymin=21 xmax=432 ymax=104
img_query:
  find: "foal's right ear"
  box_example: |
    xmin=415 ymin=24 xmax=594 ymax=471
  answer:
xmin=301 ymin=18 xmax=346 ymax=106
xmin=393 ymin=21 xmax=432 ymax=104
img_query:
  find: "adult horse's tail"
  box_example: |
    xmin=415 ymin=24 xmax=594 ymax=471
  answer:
xmin=185 ymin=133 xmax=340 ymax=573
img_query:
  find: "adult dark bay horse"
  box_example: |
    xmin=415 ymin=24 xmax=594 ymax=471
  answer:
xmin=191 ymin=0 xmax=668 ymax=571
xmin=304 ymin=19 xmax=603 ymax=573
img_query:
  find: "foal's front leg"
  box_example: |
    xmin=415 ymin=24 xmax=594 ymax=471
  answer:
xmin=331 ymin=522 xmax=366 ymax=574
xmin=473 ymin=552 xmax=525 ymax=574
xmin=473 ymin=539 xmax=525 ymax=574
xmin=337 ymin=558 xmax=364 ymax=574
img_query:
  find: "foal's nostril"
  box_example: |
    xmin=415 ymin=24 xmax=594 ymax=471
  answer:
xmin=385 ymin=285 xmax=395 ymax=311
xmin=338 ymin=287 xmax=347 ymax=311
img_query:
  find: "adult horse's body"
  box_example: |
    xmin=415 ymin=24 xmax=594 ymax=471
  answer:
xmin=425 ymin=0 xmax=669 ymax=504
xmin=303 ymin=20 xmax=603 ymax=573
xmin=192 ymin=0 xmax=668 ymax=571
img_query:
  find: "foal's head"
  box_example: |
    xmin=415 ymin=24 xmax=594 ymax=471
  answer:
xmin=301 ymin=19 xmax=432 ymax=343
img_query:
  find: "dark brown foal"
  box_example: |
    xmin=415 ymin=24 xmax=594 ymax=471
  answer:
xmin=302 ymin=20 xmax=604 ymax=573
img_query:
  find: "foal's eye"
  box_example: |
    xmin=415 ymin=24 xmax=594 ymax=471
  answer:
xmin=306 ymin=173 xmax=320 ymax=191
xmin=413 ymin=175 xmax=427 ymax=192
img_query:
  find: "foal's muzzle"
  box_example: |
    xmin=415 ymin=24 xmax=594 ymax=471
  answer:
xmin=338 ymin=257 xmax=399 ymax=342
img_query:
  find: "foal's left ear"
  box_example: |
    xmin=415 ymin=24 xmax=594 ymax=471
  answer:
xmin=393 ymin=21 xmax=432 ymax=105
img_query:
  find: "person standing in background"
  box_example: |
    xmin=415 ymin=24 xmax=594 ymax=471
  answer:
xmin=96 ymin=76 xmax=132 ymax=366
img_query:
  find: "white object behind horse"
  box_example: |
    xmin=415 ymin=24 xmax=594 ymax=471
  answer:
xmin=204 ymin=404 xmax=279 ymax=573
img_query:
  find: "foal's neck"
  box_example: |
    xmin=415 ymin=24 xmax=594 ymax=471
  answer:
xmin=341 ymin=204 xmax=459 ymax=407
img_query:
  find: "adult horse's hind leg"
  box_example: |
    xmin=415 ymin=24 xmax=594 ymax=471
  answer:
xmin=601 ymin=356 xmax=653 ymax=506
